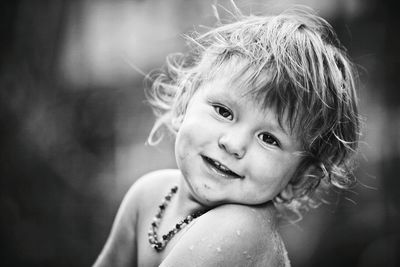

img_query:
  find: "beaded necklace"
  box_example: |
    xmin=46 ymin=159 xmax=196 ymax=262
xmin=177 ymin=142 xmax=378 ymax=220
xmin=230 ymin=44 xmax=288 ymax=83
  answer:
xmin=148 ymin=186 xmax=205 ymax=251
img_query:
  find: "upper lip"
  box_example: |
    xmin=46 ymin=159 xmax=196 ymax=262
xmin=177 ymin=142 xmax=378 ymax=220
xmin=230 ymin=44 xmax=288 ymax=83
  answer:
xmin=202 ymin=155 xmax=244 ymax=178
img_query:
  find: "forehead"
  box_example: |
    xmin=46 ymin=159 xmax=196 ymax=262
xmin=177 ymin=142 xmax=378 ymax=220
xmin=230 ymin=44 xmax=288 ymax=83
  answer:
xmin=200 ymin=55 xmax=273 ymax=110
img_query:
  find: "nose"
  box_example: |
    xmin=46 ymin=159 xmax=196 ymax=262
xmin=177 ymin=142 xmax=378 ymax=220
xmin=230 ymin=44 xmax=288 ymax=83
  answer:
xmin=218 ymin=131 xmax=247 ymax=159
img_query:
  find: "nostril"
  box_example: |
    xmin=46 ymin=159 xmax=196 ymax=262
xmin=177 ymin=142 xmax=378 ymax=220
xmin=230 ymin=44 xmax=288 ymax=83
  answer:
xmin=232 ymin=149 xmax=245 ymax=159
xmin=218 ymin=136 xmax=227 ymax=151
xmin=218 ymin=141 xmax=225 ymax=150
xmin=218 ymin=135 xmax=245 ymax=159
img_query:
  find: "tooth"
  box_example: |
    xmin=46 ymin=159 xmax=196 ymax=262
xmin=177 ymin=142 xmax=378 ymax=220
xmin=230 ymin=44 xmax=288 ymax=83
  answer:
xmin=208 ymin=157 xmax=237 ymax=175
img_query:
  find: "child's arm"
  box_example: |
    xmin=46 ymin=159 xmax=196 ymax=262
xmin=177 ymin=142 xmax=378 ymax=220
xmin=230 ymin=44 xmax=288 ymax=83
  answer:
xmin=93 ymin=182 xmax=140 ymax=267
xmin=160 ymin=204 xmax=290 ymax=267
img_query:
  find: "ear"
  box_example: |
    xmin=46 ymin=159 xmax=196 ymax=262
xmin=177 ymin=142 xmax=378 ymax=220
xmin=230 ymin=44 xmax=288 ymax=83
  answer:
xmin=171 ymin=114 xmax=184 ymax=131
xmin=278 ymin=183 xmax=294 ymax=202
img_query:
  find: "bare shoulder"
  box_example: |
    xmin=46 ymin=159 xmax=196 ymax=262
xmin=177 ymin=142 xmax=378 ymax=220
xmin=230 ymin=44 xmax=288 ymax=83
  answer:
xmin=161 ymin=203 xmax=291 ymax=267
xmin=93 ymin=169 xmax=180 ymax=267
xmin=112 ymin=169 xmax=180 ymax=216
xmin=127 ymin=169 xmax=181 ymax=208
xmin=131 ymin=169 xmax=181 ymax=194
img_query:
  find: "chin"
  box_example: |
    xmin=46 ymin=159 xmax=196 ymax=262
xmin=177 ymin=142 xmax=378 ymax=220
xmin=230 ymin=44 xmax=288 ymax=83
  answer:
xmin=187 ymin=184 xmax=226 ymax=207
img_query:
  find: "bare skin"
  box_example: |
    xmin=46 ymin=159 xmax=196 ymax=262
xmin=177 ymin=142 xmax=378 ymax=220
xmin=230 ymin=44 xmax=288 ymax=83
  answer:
xmin=94 ymin=59 xmax=297 ymax=266
xmin=93 ymin=169 xmax=290 ymax=267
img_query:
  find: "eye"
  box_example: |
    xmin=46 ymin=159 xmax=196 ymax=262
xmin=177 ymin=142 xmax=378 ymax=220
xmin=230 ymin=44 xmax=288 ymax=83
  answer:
xmin=258 ymin=133 xmax=280 ymax=147
xmin=213 ymin=105 xmax=233 ymax=120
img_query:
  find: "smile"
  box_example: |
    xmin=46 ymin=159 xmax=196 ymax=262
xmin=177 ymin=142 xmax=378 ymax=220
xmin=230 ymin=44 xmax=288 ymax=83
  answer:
xmin=201 ymin=155 xmax=243 ymax=179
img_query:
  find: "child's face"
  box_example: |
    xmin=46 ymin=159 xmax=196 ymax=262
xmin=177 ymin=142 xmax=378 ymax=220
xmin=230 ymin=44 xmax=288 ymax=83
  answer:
xmin=175 ymin=66 xmax=303 ymax=207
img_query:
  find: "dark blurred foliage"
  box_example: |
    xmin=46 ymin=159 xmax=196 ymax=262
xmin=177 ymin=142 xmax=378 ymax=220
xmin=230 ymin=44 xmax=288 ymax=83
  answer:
xmin=0 ymin=0 xmax=399 ymax=266
xmin=0 ymin=1 xmax=118 ymax=266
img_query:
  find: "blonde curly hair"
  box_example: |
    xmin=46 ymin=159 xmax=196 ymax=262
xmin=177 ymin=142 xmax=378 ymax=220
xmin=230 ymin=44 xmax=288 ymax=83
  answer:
xmin=144 ymin=5 xmax=361 ymax=220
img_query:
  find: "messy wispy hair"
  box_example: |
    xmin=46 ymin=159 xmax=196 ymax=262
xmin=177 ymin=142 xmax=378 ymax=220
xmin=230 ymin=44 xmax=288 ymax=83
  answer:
xmin=145 ymin=4 xmax=361 ymax=220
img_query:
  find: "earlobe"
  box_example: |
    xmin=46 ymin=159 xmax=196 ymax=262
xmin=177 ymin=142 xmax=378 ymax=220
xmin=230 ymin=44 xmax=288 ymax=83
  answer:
xmin=278 ymin=183 xmax=294 ymax=202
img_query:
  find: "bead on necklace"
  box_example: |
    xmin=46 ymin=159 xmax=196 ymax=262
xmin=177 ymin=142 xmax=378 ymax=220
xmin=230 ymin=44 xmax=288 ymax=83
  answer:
xmin=148 ymin=186 xmax=204 ymax=251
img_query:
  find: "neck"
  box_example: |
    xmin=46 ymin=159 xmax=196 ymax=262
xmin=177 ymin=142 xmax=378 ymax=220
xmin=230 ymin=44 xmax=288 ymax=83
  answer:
xmin=171 ymin=173 xmax=210 ymax=218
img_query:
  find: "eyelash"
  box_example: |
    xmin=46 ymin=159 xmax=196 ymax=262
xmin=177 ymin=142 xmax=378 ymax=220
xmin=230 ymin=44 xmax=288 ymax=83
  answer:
xmin=213 ymin=104 xmax=233 ymax=120
xmin=211 ymin=103 xmax=281 ymax=148
xmin=258 ymin=133 xmax=280 ymax=147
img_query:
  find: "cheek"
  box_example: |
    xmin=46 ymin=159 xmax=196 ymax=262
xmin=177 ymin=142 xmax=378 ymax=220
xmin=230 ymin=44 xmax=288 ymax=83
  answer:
xmin=178 ymin=114 xmax=214 ymax=144
xmin=250 ymin=152 xmax=300 ymax=184
xmin=175 ymin=122 xmax=205 ymax=160
xmin=175 ymin=132 xmax=189 ymax=164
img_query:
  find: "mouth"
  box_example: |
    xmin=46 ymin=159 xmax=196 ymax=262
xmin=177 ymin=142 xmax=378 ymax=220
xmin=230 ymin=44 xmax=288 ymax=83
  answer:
xmin=201 ymin=155 xmax=243 ymax=179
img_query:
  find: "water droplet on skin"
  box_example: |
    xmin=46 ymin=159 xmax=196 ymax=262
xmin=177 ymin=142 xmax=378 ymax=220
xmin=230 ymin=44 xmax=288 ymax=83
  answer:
xmin=236 ymin=230 xmax=241 ymax=236
xmin=189 ymin=245 xmax=194 ymax=251
xmin=243 ymin=251 xmax=248 ymax=255
xmin=216 ymin=247 xmax=222 ymax=252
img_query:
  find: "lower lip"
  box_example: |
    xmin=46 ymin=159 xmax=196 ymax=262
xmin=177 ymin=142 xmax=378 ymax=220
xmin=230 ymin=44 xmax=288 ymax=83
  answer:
xmin=201 ymin=156 xmax=237 ymax=179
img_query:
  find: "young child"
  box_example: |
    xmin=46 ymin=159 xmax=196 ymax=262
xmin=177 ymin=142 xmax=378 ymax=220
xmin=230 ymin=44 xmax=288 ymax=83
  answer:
xmin=94 ymin=5 xmax=360 ymax=267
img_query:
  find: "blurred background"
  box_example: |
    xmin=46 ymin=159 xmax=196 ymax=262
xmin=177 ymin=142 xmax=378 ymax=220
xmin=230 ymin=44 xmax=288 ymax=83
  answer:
xmin=1 ymin=0 xmax=399 ymax=266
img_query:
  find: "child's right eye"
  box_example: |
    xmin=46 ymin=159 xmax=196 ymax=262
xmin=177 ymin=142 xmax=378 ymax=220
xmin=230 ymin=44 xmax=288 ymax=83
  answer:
xmin=213 ymin=105 xmax=233 ymax=120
